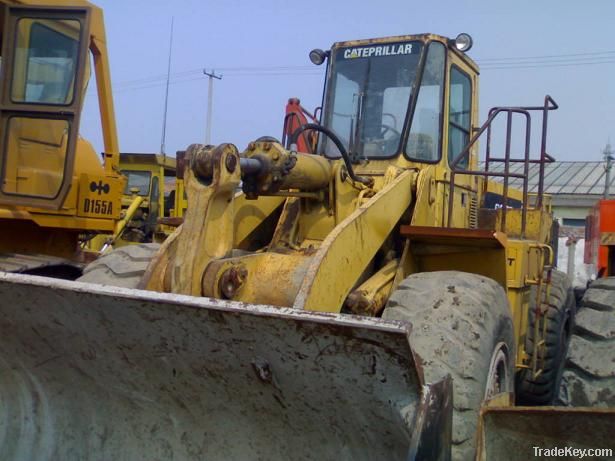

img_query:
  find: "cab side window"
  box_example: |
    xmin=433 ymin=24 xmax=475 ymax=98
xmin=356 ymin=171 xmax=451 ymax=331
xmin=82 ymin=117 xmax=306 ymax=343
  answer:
xmin=405 ymin=41 xmax=445 ymax=162
xmin=448 ymin=66 xmax=472 ymax=169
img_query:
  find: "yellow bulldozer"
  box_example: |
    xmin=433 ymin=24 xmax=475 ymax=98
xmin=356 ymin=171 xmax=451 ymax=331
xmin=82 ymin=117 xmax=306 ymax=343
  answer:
xmin=0 ymin=0 xmax=129 ymax=275
xmin=0 ymin=3 xmax=613 ymax=461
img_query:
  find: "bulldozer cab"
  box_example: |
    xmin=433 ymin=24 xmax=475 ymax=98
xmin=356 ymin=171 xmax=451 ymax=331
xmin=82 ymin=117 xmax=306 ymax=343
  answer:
xmin=0 ymin=4 xmax=91 ymax=209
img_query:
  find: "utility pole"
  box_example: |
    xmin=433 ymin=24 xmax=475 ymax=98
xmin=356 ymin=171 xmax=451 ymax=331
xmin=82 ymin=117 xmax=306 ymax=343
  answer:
xmin=604 ymin=142 xmax=614 ymax=199
xmin=203 ymin=69 xmax=222 ymax=144
xmin=160 ymin=17 xmax=174 ymax=155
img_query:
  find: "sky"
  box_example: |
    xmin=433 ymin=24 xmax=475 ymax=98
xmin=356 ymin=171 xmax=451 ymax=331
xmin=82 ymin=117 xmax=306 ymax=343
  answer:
xmin=80 ymin=0 xmax=615 ymax=163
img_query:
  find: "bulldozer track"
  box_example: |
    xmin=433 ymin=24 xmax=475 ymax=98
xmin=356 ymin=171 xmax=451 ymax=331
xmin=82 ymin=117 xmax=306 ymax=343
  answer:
xmin=0 ymin=253 xmax=83 ymax=279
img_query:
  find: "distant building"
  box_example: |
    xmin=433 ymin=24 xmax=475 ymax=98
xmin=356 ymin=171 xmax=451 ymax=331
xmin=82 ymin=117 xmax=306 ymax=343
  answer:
xmin=482 ymin=161 xmax=613 ymax=234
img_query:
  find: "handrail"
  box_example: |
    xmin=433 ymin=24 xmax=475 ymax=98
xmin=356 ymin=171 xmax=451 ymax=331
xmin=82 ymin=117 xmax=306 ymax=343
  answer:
xmin=447 ymin=95 xmax=558 ymax=238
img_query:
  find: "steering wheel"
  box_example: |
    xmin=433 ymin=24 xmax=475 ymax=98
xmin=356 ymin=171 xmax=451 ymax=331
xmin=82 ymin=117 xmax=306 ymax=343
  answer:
xmin=380 ymin=123 xmax=401 ymax=138
xmin=373 ymin=123 xmax=402 ymax=154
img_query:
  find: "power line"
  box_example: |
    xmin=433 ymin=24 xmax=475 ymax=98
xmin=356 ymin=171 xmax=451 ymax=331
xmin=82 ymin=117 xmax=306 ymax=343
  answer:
xmin=218 ymin=70 xmax=322 ymax=76
xmin=481 ymin=58 xmax=615 ymax=70
xmin=115 ymin=71 xmax=322 ymax=93
xmin=114 ymin=65 xmax=315 ymax=88
xmin=115 ymin=75 xmax=204 ymax=93
xmin=480 ymin=56 xmax=615 ymax=66
xmin=112 ymin=49 xmax=615 ymax=92
xmin=115 ymin=69 xmax=202 ymax=88
xmin=477 ymin=49 xmax=615 ymax=62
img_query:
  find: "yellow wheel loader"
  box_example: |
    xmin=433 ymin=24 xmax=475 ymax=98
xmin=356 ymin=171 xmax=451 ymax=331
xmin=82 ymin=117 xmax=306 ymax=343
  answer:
xmin=1 ymin=15 xmax=614 ymax=461
xmin=116 ymin=152 xmax=177 ymax=244
xmin=0 ymin=0 xmax=127 ymax=276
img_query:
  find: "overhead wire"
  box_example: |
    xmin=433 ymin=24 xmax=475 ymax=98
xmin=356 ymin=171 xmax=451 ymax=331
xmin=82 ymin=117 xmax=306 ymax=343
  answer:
xmin=115 ymin=70 xmax=322 ymax=93
xmin=477 ymin=49 xmax=615 ymax=62
xmin=113 ymin=48 xmax=615 ymax=92
xmin=480 ymin=59 xmax=615 ymax=70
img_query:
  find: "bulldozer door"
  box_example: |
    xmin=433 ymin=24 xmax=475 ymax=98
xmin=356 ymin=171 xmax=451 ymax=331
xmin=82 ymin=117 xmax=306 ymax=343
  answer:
xmin=0 ymin=6 xmax=91 ymax=209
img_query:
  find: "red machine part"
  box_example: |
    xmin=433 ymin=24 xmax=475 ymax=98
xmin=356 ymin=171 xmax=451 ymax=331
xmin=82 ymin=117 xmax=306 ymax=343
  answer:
xmin=585 ymin=199 xmax=615 ymax=277
xmin=283 ymin=98 xmax=319 ymax=154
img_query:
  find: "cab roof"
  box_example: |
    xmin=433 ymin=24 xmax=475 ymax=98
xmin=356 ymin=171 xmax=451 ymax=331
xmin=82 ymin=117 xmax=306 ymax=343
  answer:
xmin=330 ymin=33 xmax=479 ymax=74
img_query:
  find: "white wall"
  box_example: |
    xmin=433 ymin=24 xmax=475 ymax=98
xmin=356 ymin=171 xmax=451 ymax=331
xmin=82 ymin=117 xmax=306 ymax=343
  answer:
xmin=556 ymin=237 xmax=594 ymax=287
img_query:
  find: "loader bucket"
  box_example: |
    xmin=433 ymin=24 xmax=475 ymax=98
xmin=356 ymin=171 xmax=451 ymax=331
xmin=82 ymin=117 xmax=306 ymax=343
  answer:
xmin=0 ymin=272 xmax=451 ymax=461
xmin=476 ymin=406 xmax=615 ymax=461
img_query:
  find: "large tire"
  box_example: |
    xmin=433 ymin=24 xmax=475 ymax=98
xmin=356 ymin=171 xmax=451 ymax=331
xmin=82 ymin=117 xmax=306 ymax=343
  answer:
xmin=77 ymin=243 xmax=160 ymax=288
xmin=516 ymin=270 xmax=574 ymax=405
xmin=382 ymin=271 xmax=515 ymax=461
xmin=558 ymin=277 xmax=615 ymax=406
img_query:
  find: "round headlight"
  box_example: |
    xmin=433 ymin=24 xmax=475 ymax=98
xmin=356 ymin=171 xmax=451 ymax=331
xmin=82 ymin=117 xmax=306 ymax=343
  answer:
xmin=309 ymin=48 xmax=327 ymax=65
xmin=454 ymin=33 xmax=473 ymax=52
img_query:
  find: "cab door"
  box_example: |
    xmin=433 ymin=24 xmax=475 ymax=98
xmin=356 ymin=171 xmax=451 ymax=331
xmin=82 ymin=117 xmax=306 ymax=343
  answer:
xmin=445 ymin=55 xmax=478 ymax=228
xmin=0 ymin=5 xmax=90 ymax=209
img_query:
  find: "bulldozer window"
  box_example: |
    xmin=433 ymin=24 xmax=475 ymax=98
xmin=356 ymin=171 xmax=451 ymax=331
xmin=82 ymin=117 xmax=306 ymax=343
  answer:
xmin=448 ymin=66 xmax=472 ymax=169
xmin=405 ymin=41 xmax=445 ymax=163
xmin=11 ymin=18 xmax=80 ymax=105
xmin=122 ymin=170 xmax=151 ymax=196
xmin=321 ymin=41 xmax=422 ymax=159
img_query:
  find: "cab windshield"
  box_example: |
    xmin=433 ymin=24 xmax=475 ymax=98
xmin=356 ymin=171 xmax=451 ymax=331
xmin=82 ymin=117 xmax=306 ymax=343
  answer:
xmin=122 ymin=170 xmax=151 ymax=196
xmin=321 ymin=41 xmax=422 ymax=159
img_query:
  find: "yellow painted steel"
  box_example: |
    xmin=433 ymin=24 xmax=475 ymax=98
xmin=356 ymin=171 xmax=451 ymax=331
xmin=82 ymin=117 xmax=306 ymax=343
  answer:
xmin=143 ymin=144 xmax=242 ymax=295
xmin=201 ymin=252 xmax=312 ymax=307
xmin=0 ymin=0 xmax=124 ymax=261
xmin=345 ymin=259 xmax=399 ymax=315
xmin=234 ymin=194 xmax=285 ymax=247
xmin=294 ymin=170 xmax=415 ymax=312
xmin=12 ymin=0 xmax=122 ymax=172
xmin=173 ymin=178 xmax=187 ymax=218
xmin=112 ymin=195 xmax=144 ymax=240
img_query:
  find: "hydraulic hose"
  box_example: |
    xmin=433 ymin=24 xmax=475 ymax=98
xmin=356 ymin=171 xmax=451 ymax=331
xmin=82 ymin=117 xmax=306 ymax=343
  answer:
xmin=289 ymin=123 xmax=372 ymax=186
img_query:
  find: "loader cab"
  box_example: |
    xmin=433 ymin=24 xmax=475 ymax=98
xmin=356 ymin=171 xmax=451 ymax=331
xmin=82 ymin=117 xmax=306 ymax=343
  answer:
xmin=118 ymin=153 xmax=177 ymax=242
xmin=317 ymin=33 xmax=479 ymax=172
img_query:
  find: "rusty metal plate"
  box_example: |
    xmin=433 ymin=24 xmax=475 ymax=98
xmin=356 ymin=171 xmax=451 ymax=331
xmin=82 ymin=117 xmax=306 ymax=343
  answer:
xmin=477 ymin=406 xmax=615 ymax=461
xmin=600 ymin=232 xmax=615 ymax=246
xmin=0 ymin=272 xmax=423 ymax=461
